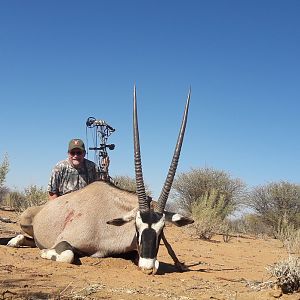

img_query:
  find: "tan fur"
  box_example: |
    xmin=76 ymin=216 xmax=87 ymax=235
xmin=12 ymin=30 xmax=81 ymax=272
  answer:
xmin=20 ymin=206 xmax=43 ymax=236
xmin=23 ymin=181 xmax=138 ymax=257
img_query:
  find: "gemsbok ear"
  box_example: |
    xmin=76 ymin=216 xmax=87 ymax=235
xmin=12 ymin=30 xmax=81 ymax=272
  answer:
xmin=107 ymin=207 xmax=138 ymax=226
xmin=107 ymin=218 xmax=132 ymax=226
xmin=164 ymin=212 xmax=194 ymax=227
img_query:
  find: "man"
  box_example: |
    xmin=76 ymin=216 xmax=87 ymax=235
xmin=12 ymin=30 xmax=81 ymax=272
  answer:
xmin=47 ymin=139 xmax=100 ymax=200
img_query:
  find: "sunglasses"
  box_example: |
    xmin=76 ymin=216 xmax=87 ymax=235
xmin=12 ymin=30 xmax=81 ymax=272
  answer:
xmin=69 ymin=150 xmax=83 ymax=156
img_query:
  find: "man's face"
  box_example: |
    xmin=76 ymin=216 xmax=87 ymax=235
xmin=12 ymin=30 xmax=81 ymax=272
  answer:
xmin=68 ymin=148 xmax=85 ymax=168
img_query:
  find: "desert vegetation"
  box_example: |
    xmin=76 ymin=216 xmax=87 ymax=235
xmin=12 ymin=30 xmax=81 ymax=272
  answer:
xmin=267 ymin=256 xmax=300 ymax=294
xmin=0 ymin=154 xmax=47 ymax=211
xmin=1 ymin=154 xmax=300 ymax=294
xmin=171 ymin=167 xmax=245 ymax=240
xmin=113 ymin=175 xmax=152 ymax=196
xmin=0 ymin=153 xmax=9 ymax=204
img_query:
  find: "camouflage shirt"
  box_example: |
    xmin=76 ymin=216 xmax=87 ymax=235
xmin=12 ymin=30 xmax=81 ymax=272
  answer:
xmin=47 ymin=158 xmax=100 ymax=196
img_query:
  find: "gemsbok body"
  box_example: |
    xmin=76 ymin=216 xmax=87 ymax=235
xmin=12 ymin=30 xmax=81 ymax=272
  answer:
xmin=8 ymin=87 xmax=193 ymax=275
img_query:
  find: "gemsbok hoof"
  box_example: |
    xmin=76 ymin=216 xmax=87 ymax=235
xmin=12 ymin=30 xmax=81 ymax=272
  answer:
xmin=41 ymin=248 xmax=74 ymax=263
xmin=7 ymin=234 xmax=25 ymax=248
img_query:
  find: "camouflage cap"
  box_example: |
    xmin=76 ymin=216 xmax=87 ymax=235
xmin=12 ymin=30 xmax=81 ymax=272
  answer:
xmin=68 ymin=139 xmax=85 ymax=152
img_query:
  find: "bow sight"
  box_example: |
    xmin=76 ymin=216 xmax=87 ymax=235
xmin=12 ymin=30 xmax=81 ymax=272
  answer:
xmin=86 ymin=117 xmax=115 ymax=181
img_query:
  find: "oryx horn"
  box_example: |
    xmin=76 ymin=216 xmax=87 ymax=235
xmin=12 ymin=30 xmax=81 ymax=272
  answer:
xmin=133 ymin=85 xmax=150 ymax=213
xmin=156 ymin=88 xmax=191 ymax=213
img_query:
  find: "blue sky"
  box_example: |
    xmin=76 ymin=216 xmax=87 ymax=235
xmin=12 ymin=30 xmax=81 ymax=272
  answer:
xmin=0 ymin=1 xmax=299 ymax=198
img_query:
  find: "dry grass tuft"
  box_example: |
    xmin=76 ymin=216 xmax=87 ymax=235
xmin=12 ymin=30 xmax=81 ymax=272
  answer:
xmin=267 ymin=256 xmax=300 ymax=294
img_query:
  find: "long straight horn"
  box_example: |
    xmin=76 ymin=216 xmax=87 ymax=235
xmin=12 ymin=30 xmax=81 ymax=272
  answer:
xmin=133 ymin=85 xmax=150 ymax=212
xmin=156 ymin=89 xmax=191 ymax=213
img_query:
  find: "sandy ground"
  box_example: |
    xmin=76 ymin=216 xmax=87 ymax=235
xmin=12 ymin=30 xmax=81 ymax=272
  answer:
xmin=0 ymin=207 xmax=299 ymax=300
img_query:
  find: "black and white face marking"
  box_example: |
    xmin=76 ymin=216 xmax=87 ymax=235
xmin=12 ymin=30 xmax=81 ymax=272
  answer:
xmin=135 ymin=210 xmax=165 ymax=273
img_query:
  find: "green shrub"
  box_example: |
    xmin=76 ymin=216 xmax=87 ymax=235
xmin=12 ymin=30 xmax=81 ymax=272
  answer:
xmin=232 ymin=214 xmax=273 ymax=237
xmin=275 ymin=217 xmax=300 ymax=255
xmin=0 ymin=153 xmax=9 ymax=189
xmin=192 ymin=189 xmax=234 ymax=240
xmin=113 ymin=175 xmax=152 ymax=196
xmin=3 ymin=185 xmax=47 ymax=212
xmin=246 ymin=181 xmax=300 ymax=235
xmin=173 ymin=167 xmax=245 ymax=215
xmin=283 ymin=229 xmax=300 ymax=255
xmin=23 ymin=185 xmax=48 ymax=208
xmin=220 ymin=220 xmax=233 ymax=243
xmin=2 ymin=190 xmax=25 ymax=210
xmin=0 ymin=153 xmax=9 ymax=203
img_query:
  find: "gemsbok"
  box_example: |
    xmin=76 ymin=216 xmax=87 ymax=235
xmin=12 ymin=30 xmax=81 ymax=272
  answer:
xmin=8 ymin=86 xmax=193 ymax=275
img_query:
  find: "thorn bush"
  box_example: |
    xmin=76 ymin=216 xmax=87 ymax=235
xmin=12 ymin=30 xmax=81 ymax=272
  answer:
xmin=267 ymin=256 xmax=300 ymax=293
